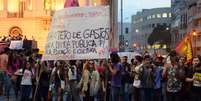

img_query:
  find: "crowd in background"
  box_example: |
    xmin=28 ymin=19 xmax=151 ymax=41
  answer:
xmin=0 ymin=47 xmax=201 ymax=101
xmin=0 ymin=35 xmax=24 ymax=42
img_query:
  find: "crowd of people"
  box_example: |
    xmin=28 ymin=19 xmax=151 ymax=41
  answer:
xmin=0 ymin=35 xmax=24 ymax=42
xmin=0 ymin=47 xmax=201 ymax=101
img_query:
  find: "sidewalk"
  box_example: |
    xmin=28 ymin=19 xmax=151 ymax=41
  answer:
xmin=0 ymin=88 xmax=17 ymax=101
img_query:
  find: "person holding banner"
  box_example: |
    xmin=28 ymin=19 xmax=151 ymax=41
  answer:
xmin=108 ymin=52 xmax=123 ymax=101
xmin=78 ymin=60 xmax=90 ymax=101
xmin=50 ymin=61 xmax=67 ymax=101
xmin=186 ymin=56 xmax=201 ymax=101
xmin=89 ymin=60 xmax=100 ymax=101
xmin=14 ymin=60 xmax=34 ymax=101
xmin=35 ymin=61 xmax=50 ymax=101
xmin=67 ymin=60 xmax=79 ymax=101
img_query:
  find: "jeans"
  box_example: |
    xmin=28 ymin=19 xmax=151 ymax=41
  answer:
xmin=154 ymin=88 xmax=162 ymax=101
xmin=191 ymin=86 xmax=201 ymax=101
xmin=63 ymin=92 xmax=70 ymax=101
xmin=21 ymin=85 xmax=32 ymax=101
xmin=166 ymin=91 xmax=181 ymax=101
xmin=36 ymin=86 xmax=49 ymax=101
xmin=134 ymin=87 xmax=141 ymax=101
xmin=0 ymin=71 xmax=12 ymax=98
xmin=142 ymin=88 xmax=154 ymax=101
xmin=69 ymin=80 xmax=80 ymax=101
xmin=111 ymin=86 xmax=121 ymax=101
xmin=123 ymin=83 xmax=132 ymax=101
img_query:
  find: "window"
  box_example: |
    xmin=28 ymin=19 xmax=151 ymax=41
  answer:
xmin=44 ymin=0 xmax=51 ymax=10
xmin=162 ymin=13 xmax=168 ymax=18
xmin=152 ymin=24 xmax=155 ymax=28
xmin=163 ymin=23 xmax=167 ymax=26
xmin=169 ymin=13 xmax=172 ymax=17
xmin=7 ymin=0 xmax=19 ymax=18
xmin=0 ymin=0 xmax=3 ymax=11
xmin=7 ymin=0 xmax=19 ymax=13
xmin=157 ymin=14 xmax=161 ymax=18
xmin=152 ymin=14 xmax=155 ymax=18
xmin=140 ymin=18 xmax=143 ymax=22
xmin=147 ymin=16 xmax=152 ymax=20
xmin=119 ymin=35 xmax=124 ymax=40
xmin=135 ymin=29 xmax=139 ymax=33
xmin=51 ymin=0 xmax=65 ymax=11
xmin=125 ymin=28 xmax=129 ymax=34
xmin=149 ymin=16 xmax=152 ymax=19
xmin=26 ymin=0 xmax=32 ymax=10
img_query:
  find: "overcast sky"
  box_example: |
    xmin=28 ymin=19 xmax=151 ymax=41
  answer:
xmin=118 ymin=0 xmax=171 ymax=22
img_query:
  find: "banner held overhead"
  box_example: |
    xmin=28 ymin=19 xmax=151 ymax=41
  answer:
xmin=43 ymin=6 xmax=110 ymax=60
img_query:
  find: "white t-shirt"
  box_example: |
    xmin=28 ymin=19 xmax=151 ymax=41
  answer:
xmin=19 ymin=69 xmax=32 ymax=85
xmin=68 ymin=65 xmax=77 ymax=80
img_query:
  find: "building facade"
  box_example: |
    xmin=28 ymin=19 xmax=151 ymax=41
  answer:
xmin=171 ymin=0 xmax=188 ymax=48
xmin=0 ymin=0 xmax=117 ymax=52
xmin=131 ymin=7 xmax=171 ymax=50
xmin=171 ymin=0 xmax=201 ymax=55
xmin=186 ymin=0 xmax=201 ymax=55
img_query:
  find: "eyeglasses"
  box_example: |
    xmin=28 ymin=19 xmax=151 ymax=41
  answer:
xmin=89 ymin=62 xmax=94 ymax=65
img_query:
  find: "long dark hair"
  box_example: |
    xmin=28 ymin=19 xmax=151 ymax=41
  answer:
xmin=69 ymin=60 xmax=77 ymax=75
xmin=110 ymin=52 xmax=120 ymax=64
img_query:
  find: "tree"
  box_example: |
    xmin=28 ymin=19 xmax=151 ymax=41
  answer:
xmin=147 ymin=25 xmax=171 ymax=46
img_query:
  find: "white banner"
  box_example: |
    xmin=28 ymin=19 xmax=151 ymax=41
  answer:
xmin=9 ymin=41 xmax=23 ymax=50
xmin=43 ymin=6 xmax=110 ymax=60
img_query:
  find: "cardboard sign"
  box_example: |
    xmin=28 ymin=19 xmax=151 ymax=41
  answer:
xmin=193 ymin=73 xmax=201 ymax=81
xmin=43 ymin=6 xmax=110 ymax=60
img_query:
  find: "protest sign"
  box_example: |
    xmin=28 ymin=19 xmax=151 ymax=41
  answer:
xmin=43 ymin=6 xmax=110 ymax=60
xmin=193 ymin=73 xmax=201 ymax=81
xmin=9 ymin=41 xmax=23 ymax=50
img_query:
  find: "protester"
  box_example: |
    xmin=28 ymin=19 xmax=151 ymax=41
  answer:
xmin=141 ymin=55 xmax=155 ymax=101
xmin=121 ymin=56 xmax=132 ymax=101
xmin=0 ymin=48 xmax=10 ymax=100
xmin=94 ymin=60 xmax=107 ymax=101
xmin=163 ymin=52 xmax=185 ymax=101
xmin=89 ymin=60 xmax=101 ymax=101
xmin=153 ymin=56 xmax=164 ymax=101
xmin=68 ymin=60 xmax=79 ymax=101
xmin=50 ymin=61 xmax=66 ymax=101
xmin=104 ymin=59 xmax=112 ymax=101
xmin=108 ymin=52 xmax=123 ymax=101
xmin=78 ymin=60 xmax=90 ymax=101
xmin=96 ymin=60 xmax=105 ymax=75
xmin=15 ymin=60 xmax=33 ymax=101
xmin=36 ymin=61 xmax=50 ymax=101
xmin=3 ymin=46 xmax=201 ymax=101
xmin=132 ymin=55 xmax=143 ymax=101
xmin=185 ymin=56 xmax=201 ymax=101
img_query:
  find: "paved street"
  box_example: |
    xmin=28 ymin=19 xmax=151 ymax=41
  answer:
xmin=0 ymin=89 xmax=17 ymax=101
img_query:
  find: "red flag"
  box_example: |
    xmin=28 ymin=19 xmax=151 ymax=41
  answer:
xmin=64 ymin=0 xmax=79 ymax=8
xmin=175 ymin=34 xmax=193 ymax=61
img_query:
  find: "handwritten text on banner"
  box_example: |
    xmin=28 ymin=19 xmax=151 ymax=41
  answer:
xmin=42 ymin=6 xmax=110 ymax=60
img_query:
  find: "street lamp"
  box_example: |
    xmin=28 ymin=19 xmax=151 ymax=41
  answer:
xmin=120 ymin=0 xmax=123 ymax=52
xmin=133 ymin=43 xmax=137 ymax=48
xmin=192 ymin=30 xmax=197 ymax=55
xmin=193 ymin=31 xmax=197 ymax=36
